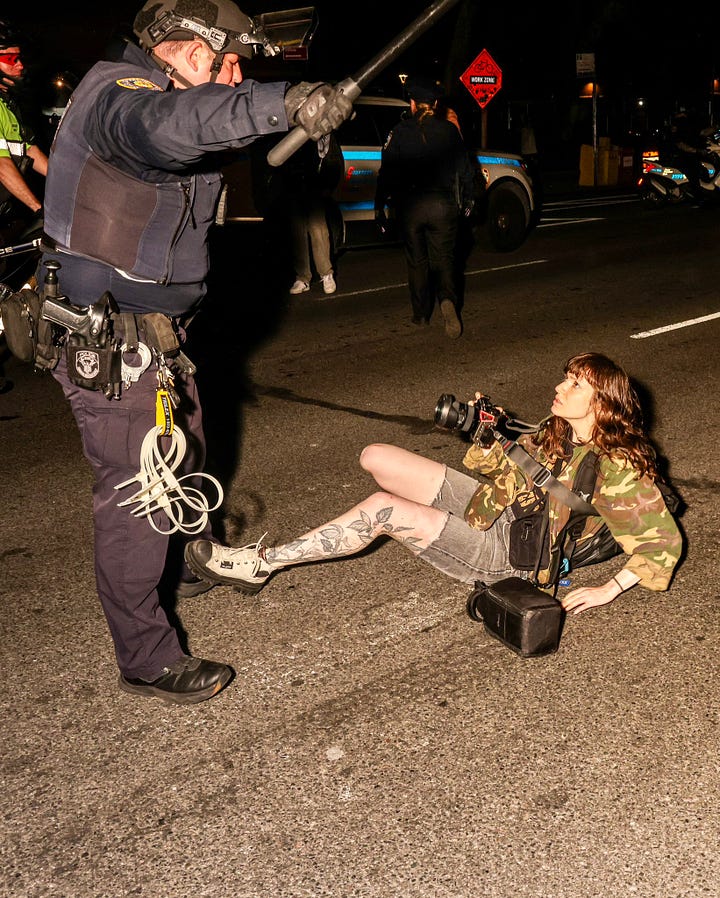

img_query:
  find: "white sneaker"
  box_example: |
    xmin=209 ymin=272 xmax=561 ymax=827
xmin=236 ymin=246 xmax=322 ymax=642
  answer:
xmin=289 ymin=279 xmax=310 ymax=295
xmin=184 ymin=535 xmax=273 ymax=595
xmin=321 ymin=273 xmax=336 ymax=294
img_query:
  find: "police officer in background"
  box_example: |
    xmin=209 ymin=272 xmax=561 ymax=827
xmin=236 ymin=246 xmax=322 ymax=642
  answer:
xmin=0 ymin=21 xmax=47 ymax=394
xmin=41 ymin=0 xmax=352 ymax=704
xmin=374 ymin=74 xmax=475 ymax=338
xmin=0 ymin=21 xmax=47 ymax=241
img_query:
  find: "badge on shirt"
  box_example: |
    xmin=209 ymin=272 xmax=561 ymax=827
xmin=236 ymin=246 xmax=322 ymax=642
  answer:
xmin=116 ymin=78 xmax=163 ymax=91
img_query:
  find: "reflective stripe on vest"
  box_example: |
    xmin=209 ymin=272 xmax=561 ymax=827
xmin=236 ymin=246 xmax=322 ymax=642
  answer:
xmin=0 ymin=137 xmax=27 ymax=157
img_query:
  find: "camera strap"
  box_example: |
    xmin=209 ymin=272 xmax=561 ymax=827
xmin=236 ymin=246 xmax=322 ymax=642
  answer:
xmin=495 ymin=433 xmax=598 ymax=516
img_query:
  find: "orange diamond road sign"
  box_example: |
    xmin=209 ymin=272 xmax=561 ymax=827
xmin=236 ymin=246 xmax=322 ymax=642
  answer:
xmin=460 ymin=49 xmax=502 ymax=109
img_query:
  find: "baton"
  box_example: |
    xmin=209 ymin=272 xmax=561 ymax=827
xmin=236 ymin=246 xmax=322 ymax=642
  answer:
xmin=0 ymin=237 xmax=42 ymax=257
xmin=267 ymin=0 xmax=462 ymax=167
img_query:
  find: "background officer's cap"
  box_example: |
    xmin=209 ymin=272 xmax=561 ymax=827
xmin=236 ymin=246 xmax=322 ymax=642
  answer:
xmin=405 ymin=75 xmax=444 ymax=104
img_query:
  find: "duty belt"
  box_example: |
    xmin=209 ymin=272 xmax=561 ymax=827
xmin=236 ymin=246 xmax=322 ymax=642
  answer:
xmin=38 ymin=260 xmax=195 ymax=399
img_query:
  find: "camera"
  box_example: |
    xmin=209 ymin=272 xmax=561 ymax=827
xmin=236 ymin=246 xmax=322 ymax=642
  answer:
xmin=434 ymin=393 xmax=504 ymax=445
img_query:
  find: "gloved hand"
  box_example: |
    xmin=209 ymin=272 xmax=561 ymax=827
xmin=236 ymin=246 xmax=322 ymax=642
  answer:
xmin=285 ymin=82 xmax=353 ymax=141
xmin=462 ymin=201 xmax=475 ymax=218
xmin=374 ymin=208 xmax=388 ymax=235
xmin=19 ymin=206 xmax=44 ymax=240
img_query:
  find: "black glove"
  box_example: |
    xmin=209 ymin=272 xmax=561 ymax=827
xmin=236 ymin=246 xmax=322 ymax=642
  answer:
xmin=18 ymin=206 xmax=44 ymax=240
xmin=374 ymin=208 xmax=388 ymax=235
xmin=285 ymin=82 xmax=353 ymax=142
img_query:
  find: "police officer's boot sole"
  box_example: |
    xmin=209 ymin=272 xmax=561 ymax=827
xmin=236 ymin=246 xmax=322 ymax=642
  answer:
xmin=440 ymin=300 xmax=462 ymax=339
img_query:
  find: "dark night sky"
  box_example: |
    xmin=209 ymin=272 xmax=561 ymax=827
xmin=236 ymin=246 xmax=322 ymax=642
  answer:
xmin=15 ymin=1 xmax=715 ymax=91
xmin=13 ymin=1 xmax=720 ymax=155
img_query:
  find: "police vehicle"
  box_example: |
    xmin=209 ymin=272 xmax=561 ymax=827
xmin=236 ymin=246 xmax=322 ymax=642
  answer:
xmin=220 ymin=95 xmax=537 ymax=254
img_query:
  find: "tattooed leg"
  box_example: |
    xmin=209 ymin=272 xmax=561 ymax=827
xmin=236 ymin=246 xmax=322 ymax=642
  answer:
xmin=264 ymin=491 xmax=448 ymax=569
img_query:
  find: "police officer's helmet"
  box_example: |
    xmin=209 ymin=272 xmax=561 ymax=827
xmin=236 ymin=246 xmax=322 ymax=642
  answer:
xmin=133 ymin=0 xmax=261 ymax=59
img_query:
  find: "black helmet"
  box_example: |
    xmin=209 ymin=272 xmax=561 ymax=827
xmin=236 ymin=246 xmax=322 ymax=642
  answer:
xmin=133 ymin=0 xmax=261 ymax=59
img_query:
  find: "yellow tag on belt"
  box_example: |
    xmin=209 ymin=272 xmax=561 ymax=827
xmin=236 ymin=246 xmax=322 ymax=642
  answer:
xmin=156 ymin=389 xmax=174 ymax=436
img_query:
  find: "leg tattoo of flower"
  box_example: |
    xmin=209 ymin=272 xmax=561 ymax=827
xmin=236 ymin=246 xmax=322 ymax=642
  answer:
xmin=269 ymin=505 xmax=424 ymax=566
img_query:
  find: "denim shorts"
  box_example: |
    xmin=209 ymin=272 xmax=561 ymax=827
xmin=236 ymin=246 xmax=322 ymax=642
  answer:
xmin=418 ymin=466 xmax=527 ymax=586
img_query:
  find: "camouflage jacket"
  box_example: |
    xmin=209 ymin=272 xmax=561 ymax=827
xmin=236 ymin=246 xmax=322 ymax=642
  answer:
xmin=462 ymin=434 xmax=682 ymax=590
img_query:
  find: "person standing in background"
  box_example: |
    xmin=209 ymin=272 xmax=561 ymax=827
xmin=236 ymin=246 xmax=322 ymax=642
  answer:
xmin=0 ymin=21 xmax=47 ymax=241
xmin=284 ymin=131 xmax=344 ymax=296
xmin=374 ymin=74 xmax=474 ymax=338
xmin=0 ymin=20 xmax=47 ymax=395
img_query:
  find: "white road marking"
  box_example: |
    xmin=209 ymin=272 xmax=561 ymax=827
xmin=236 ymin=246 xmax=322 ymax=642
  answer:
xmin=538 ymin=193 xmax=638 ymax=227
xmin=542 ymin=195 xmax=638 ymax=209
xmin=538 ymin=217 xmax=604 ymax=227
xmin=335 ymin=259 xmax=549 ymax=297
xmin=465 ymin=259 xmax=548 ymax=276
xmin=631 ymin=311 xmax=720 ymax=339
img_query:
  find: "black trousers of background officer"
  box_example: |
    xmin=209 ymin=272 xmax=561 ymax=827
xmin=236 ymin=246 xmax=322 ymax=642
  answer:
xmin=399 ymin=192 xmax=459 ymax=323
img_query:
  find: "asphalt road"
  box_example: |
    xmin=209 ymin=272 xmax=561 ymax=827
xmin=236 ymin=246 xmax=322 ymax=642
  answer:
xmin=2 ymin=193 xmax=719 ymax=898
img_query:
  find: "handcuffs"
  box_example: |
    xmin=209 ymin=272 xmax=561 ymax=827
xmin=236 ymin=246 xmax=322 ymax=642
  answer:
xmin=120 ymin=341 xmax=152 ymax=385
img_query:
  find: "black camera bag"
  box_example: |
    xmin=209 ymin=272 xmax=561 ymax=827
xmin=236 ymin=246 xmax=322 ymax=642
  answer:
xmin=508 ymin=507 xmax=550 ymax=570
xmin=467 ymin=577 xmax=564 ymax=658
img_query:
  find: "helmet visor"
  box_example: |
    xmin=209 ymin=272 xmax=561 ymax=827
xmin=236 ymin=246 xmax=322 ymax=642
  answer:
xmin=252 ymin=7 xmax=318 ymax=56
xmin=138 ymin=4 xmax=317 ymax=58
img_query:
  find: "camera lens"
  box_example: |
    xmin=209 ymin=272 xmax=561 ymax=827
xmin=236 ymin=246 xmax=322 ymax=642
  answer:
xmin=434 ymin=394 xmax=458 ymax=428
xmin=434 ymin=394 xmax=480 ymax=433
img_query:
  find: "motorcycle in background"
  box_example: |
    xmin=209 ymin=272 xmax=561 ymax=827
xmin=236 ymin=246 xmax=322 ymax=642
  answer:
xmin=638 ymin=129 xmax=720 ymax=207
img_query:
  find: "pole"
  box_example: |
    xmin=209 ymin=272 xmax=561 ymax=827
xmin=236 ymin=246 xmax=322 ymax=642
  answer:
xmin=0 ymin=237 xmax=42 ymax=257
xmin=592 ymin=81 xmax=599 ymax=187
xmin=267 ymin=0 xmax=462 ymax=167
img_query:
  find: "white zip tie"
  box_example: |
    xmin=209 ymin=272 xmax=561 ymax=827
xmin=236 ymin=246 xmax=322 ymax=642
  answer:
xmin=114 ymin=424 xmax=223 ymax=535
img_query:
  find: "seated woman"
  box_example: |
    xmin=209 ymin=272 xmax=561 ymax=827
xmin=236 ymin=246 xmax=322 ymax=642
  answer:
xmin=185 ymin=353 xmax=682 ymax=615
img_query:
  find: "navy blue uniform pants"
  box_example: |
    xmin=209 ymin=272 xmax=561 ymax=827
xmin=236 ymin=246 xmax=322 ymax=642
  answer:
xmin=400 ymin=193 xmax=459 ymax=321
xmin=53 ymin=358 xmax=213 ymax=680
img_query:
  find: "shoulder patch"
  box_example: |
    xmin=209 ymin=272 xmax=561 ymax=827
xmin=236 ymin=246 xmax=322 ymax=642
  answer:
xmin=116 ymin=78 xmax=163 ymax=91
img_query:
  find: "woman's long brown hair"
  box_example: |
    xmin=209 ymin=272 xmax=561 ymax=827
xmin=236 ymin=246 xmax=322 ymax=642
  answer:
xmin=536 ymin=352 xmax=658 ymax=479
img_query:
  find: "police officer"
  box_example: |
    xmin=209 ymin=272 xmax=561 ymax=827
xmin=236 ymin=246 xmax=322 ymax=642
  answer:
xmin=41 ymin=0 xmax=352 ymax=704
xmin=374 ymin=74 xmax=474 ymax=338
xmin=0 ymin=21 xmax=47 ymax=239
xmin=0 ymin=21 xmax=47 ymax=393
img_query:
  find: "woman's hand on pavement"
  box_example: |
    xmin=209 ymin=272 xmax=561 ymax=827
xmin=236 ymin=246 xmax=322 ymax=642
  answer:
xmin=560 ymin=582 xmax=619 ymax=615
